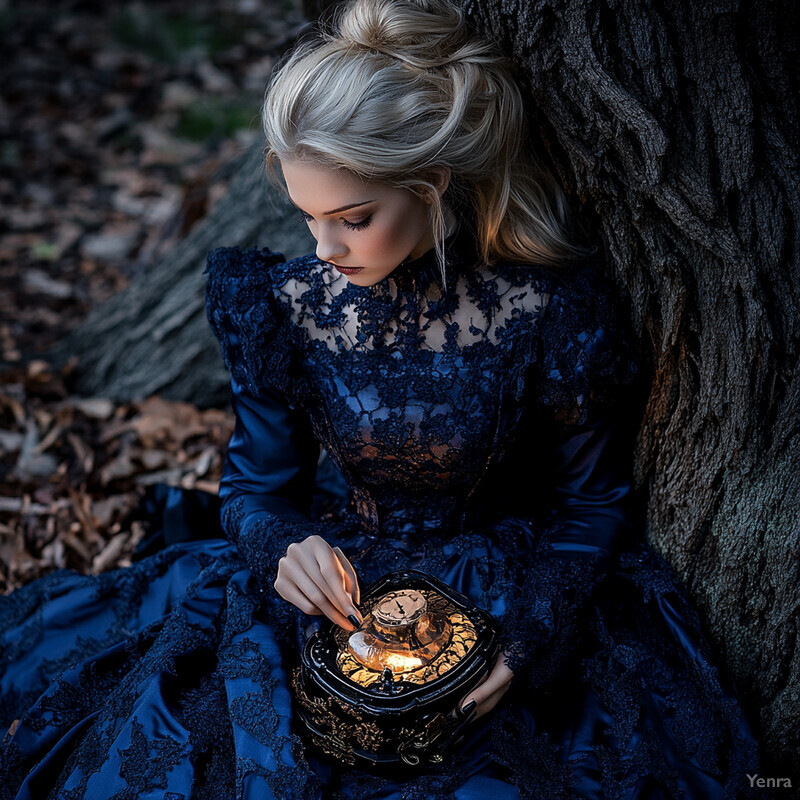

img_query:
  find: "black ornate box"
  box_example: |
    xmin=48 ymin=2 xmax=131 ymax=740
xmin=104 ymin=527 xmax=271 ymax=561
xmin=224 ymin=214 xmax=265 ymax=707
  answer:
xmin=291 ymin=570 xmax=499 ymax=772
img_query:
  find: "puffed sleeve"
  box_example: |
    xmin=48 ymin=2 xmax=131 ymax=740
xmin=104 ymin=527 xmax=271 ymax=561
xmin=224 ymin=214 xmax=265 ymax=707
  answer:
xmin=497 ymin=264 xmax=639 ymax=689
xmin=205 ymin=246 xmax=348 ymax=592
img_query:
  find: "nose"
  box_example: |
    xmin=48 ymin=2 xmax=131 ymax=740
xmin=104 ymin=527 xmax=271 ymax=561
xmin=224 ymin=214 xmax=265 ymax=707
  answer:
xmin=315 ymin=226 xmax=347 ymax=263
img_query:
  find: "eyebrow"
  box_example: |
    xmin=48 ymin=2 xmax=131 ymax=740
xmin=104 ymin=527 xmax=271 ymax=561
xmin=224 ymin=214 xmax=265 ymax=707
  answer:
xmin=289 ymin=199 xmax=376 ymax=216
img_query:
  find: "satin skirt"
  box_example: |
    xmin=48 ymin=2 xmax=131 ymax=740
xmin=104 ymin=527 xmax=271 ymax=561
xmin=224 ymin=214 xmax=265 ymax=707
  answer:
xmin=0 ymin=485 xmax=765 ymax=799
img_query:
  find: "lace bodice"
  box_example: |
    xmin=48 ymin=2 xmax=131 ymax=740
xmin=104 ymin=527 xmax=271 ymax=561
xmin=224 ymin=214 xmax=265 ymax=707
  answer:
xmin=274 ymin=251 xmax=549 ymax=509
xmin=205 ymin=228 xmax=638 ymax=681
xmin=208 ymin=229 xmax=634 ymax=520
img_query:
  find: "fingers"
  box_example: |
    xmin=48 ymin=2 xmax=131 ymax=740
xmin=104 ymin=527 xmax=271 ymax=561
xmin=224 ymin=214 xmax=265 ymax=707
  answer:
xmin=274 ymin=579 xmax=326 ymax=617
xmin=290 ymin=570 xmax=354 ymax=631
xmin=310 ymin=544 xmax=361 ymax=622
xmin=459 ymin=653 xmax=513 ymax=719
xmin=274 ymin=536 xmax=362 ymax=630
xmin=468 ymin=682 xmax=509 ymax=719
xmin=334 ymin=546 xmax=360 ymax=606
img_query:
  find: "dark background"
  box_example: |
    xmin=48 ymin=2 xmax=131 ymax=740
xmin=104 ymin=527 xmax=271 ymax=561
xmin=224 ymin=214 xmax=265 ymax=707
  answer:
xmin=0 ymin=0 xmax=305 ymax=589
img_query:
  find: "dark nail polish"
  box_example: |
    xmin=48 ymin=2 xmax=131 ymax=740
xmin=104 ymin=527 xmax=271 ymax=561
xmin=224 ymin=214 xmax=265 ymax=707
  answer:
xmin=348 ymin=614 xmax=361 ymax=628
xmin=460 ymin=700 xmax=477 ymax=716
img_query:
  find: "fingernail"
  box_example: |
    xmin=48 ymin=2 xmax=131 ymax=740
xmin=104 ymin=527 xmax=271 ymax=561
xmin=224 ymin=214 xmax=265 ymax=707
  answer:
xmin=460 ymin=700 xmax=477 ymax=716
xmin=348 ymin=614 xmax=361 ymax=628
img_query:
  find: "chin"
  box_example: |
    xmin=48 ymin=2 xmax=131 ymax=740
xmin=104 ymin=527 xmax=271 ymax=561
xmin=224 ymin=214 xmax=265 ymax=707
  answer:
xmin=339 ymin=266 xmax=397 ymax=287
xmin=343 ymin=274 xmax=379 ymax=287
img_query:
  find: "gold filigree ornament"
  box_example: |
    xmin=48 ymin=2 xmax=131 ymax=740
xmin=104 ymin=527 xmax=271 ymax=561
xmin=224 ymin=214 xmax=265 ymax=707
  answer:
xmin=291 ymin=570 xmax=499 ymax=773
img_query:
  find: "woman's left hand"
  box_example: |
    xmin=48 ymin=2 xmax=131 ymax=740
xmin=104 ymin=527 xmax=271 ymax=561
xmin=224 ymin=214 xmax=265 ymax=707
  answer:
xmin=458 ymin=651 xmax=514 ymax=720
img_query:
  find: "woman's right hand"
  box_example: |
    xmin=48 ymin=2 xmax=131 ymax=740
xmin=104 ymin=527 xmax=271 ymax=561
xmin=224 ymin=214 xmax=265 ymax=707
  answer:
xmin=274 ymin=536 xmax=363 ymax=631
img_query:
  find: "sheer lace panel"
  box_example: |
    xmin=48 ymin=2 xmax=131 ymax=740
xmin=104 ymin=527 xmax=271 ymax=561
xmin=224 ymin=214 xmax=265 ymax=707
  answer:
xmin=267 ymin=256 xmax=554 ymax=506
xmin=274 ymin=260 xmax=550 ymax=353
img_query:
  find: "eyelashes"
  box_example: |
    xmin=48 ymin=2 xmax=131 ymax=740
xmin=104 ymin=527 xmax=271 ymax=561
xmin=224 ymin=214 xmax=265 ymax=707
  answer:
xmin=342 ymin=216 xmax=373 ymax=231
xmin=298 ymin=211 xmax=373 ymax=231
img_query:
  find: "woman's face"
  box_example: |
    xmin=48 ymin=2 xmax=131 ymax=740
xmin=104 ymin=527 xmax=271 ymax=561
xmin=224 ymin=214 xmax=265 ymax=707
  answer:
xmin=280 ymin=159 xmax=438 ymax=287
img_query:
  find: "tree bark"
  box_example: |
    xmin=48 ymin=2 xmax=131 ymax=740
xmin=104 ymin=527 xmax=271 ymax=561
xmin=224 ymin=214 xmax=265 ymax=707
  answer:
xmin=54 ymin=0 xmax=799 ymax=775
xmin=460 ymin=0 xmax=799 ymax=775
xmin=50 ymin=145 xmax=315 ymax=408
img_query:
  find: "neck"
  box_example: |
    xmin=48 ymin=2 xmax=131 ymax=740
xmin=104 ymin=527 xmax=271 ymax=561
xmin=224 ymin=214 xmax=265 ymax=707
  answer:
xmin=408 ymin=207 xmax=459 ymax=261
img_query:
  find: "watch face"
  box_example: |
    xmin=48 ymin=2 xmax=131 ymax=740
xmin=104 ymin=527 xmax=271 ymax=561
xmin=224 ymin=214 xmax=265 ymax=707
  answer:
xmin=373 ymin=590 xmax=427 ymax=627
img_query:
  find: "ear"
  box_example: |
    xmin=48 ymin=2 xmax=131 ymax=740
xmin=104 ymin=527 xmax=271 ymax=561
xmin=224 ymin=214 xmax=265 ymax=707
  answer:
xmin=429 ymin=166 xmax=451 ymax=198
xmin=417 ymin=167 xmax=451 ymax=204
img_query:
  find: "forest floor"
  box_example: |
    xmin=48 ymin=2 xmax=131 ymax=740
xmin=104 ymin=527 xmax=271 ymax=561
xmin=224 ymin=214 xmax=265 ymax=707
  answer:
xmin=0 ymin=0 xmax=305 ymax=592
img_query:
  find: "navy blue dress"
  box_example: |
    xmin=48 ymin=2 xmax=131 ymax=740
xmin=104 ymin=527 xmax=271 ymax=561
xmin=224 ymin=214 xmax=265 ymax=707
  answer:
xmin=0 ymin=228 xmax=764 ymax=799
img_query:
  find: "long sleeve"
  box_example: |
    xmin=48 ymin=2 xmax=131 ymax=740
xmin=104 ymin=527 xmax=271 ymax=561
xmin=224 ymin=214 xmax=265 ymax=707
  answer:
xmin=496 ymin=410 xmax=634 ymax=689
xmin=496 ymin=263 xmax=638 ymax=690
xmin=205 ymin=246 xmax=347 ymax=592
xmin=219 ymin=376 xmax=331 ymax=591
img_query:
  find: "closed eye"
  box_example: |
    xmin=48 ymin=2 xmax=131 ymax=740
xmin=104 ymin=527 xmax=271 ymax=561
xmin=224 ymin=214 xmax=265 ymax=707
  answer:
xmin=342 ymin=215 xmax=372 ymax=231
xmin=298 ymin=211 xmax=373 ymax=231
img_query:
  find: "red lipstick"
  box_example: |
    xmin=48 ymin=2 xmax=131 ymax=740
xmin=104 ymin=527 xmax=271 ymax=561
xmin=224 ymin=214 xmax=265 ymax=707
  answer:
xmin=333 ymin=265 xmax=364 ymax=276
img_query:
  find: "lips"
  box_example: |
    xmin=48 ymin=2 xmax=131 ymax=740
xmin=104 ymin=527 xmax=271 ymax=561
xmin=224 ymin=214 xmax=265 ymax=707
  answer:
xmin=333 ymin=265 xmax=364 ymax=276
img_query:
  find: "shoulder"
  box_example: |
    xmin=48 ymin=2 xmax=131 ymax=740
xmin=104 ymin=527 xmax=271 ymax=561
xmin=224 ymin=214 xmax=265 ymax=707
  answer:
xmin=491 ymin=253 xmax=638 ymax=424
xmin=204 ymin=246 xmax=327 ymax=394
xmin=487 ymin=252 xmax=624 ymax=334
xmin=542 ymin=270 xmax=638 ymax=424
xmin=205 ymin=246 xmax=335 ymax=325
xmin=205 ymin=246 xmax=325 ymax=304
xmin=489 ymin=249 xmax=608 ymax=296
xmin=466 ymin=257 xmax=585 ymax=338
xmin=457 ymin=257 xmax=613 ymax=348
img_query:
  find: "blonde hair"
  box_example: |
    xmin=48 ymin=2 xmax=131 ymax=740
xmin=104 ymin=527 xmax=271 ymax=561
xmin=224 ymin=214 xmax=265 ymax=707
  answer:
xmin=262 ymin=0 xmax=582 ymax=272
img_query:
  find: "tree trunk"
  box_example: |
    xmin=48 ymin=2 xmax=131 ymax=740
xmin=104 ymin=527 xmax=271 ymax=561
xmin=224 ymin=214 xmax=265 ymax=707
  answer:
xmin=460 ymin=0 xmax=799 ymax=775
xmin=49 ymin=145 xmax=315 ymax=408
xmin=54 ymin=0 xmax=799 ymax=775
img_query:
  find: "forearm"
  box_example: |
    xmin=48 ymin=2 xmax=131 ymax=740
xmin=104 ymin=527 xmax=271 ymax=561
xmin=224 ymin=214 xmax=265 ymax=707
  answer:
xmin=495 ymin=415 xmax=631 ymax=688
xmin=220 ymin=491 xmax=348 ymax=590
xmin=216 ymin=375 xmax=347 ymax=588
xmin=496 ymin=530 xmax=610 ymax=688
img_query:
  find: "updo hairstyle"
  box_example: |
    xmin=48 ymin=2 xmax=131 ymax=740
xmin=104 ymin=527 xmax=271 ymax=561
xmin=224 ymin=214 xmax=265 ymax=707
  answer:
xmin=262 ymin=0 xmax=580 ymax=272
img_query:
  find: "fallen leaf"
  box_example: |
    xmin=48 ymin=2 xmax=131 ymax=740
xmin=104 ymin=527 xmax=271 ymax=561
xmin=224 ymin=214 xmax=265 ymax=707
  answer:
xmin=90 ymin=493 xmax=138 ymax=529
xmin=67 ymin=432 xmax=95 ymax=474
xmin=139 ymin=449 xmax=169 ymax=470
xmin=73 ymin=397 xmax=115 ymax=420
xmin=62 ymin=532 xmax=93 ymax=563
xmin=100 ymin=451 xmax=137 ymax=484
xmin=41 ymin=538 xmax=66 ymax=570
xmin=91 ymin=532 xmax=128 ymax=573
xmin=0 ymin=430 xmax=25 ymax=454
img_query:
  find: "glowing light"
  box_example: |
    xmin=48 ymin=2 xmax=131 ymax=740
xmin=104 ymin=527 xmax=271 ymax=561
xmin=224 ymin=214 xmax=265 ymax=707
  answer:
xmin=382 ymin=652 xmax=424 ymax=673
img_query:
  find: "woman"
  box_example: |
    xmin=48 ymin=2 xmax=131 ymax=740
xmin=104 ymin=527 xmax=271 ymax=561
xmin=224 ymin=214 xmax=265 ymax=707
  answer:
xmin=1 ymin=0 xmax=765 ymax=797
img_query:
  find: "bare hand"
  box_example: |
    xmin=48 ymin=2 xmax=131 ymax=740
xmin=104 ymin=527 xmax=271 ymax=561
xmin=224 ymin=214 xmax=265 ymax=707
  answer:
xmin=274 ymin=537 xmax=362 ymax=630
xmin=458 ymin=651 xmax=514 ymax=720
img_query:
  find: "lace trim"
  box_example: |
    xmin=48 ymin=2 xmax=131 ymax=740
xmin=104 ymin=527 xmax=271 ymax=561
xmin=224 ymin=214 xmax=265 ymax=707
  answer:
xmin=223 ymin=496 xmax=337 ymax=575
xmin=487 ymin=522 xmax=607 ymax=684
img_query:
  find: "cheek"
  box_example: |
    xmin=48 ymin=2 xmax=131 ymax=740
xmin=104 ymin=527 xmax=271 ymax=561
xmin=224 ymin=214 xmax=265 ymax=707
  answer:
xmin=363 ymin=222 xmax=407 ymax=259
xmin=356 ymin=227 xmax=390 ymax=258
xmin=403 ymin=202 xmax=431 ymax=243
xmin=383 ymin=207 xmax=426 ymax=249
